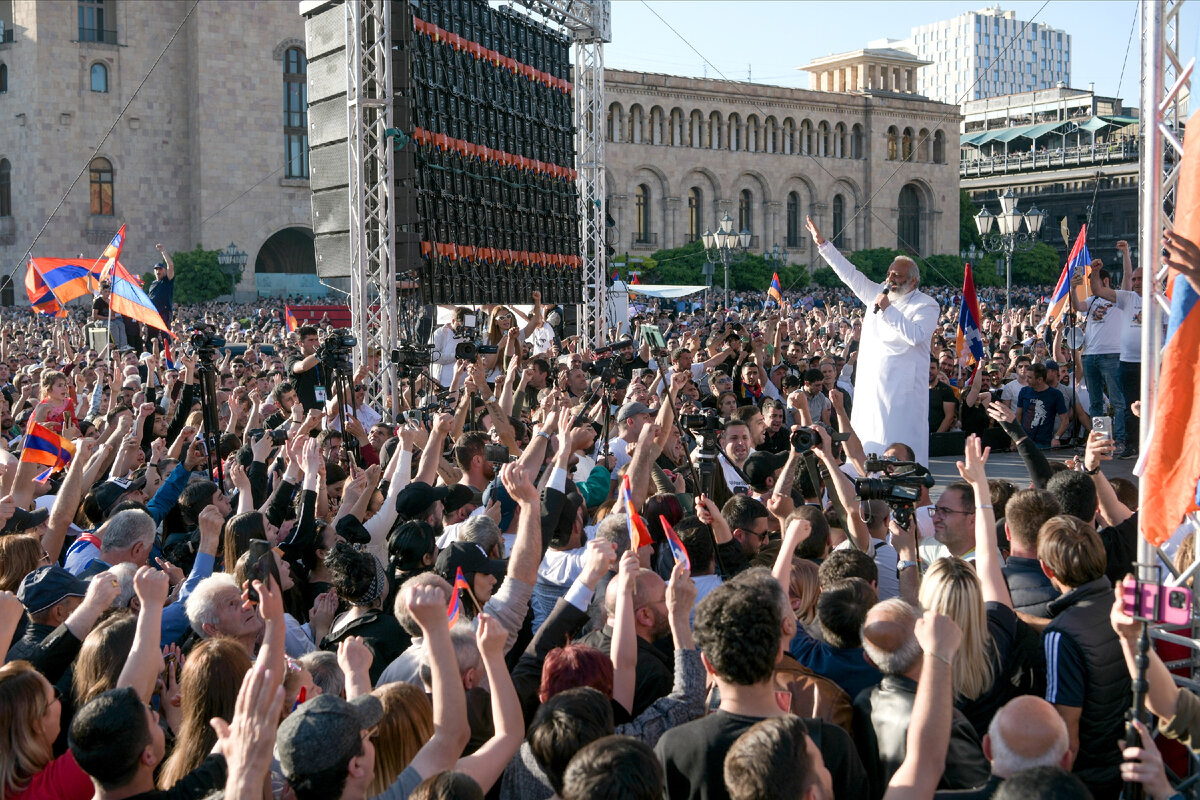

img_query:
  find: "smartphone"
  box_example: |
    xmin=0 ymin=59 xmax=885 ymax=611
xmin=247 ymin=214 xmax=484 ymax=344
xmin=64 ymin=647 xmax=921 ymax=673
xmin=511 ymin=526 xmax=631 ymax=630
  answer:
xmin=1123 ymin=581 xmax=1192 ymax=626
xmin=484 ymin=443 xmax=511 ymax=464
xmin=245 ymin=539 xmax=281 ymax=604
xmin=1092 ymin=415 xmax=1113 ymax=442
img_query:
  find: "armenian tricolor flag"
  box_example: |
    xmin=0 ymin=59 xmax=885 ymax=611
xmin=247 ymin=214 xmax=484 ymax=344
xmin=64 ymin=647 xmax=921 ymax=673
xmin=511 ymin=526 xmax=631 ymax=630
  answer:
xmin=620 ymin=474 xmax=653 ymax=550
xmin=447 ymin=566 xmax=472 ymax=627
xmin=20 ymin=422 xmax=75 ymax=482
xmin=26 ymin=259 xmax=95 ymax=305
xmin=1039 ymin=224 xmax=1090 ymax=329
xmin=24 ymin=260 xmax=67 ymax=317
xmin=285 ymin=306 xmax=299 ymax=333
xmin=104 ymin=264 xmax=172 ymax=335
xmin=162 ymin=340 xmax=177 ymax=370
xmin=955 ymin=263 xmax=985 ymax=377
xmin=660 ymin=515 xmax=691 ymax=570
xmin=768 ymin=272 xmax=784 ymax=307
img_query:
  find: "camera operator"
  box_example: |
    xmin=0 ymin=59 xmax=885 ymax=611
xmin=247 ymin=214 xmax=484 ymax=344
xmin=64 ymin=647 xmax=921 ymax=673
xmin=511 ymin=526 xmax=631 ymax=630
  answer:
xmin=591 ymin=336 xmax=649 ymax=383
xmin=432 ymin=307 xmax=473 ymax=388
xmin=286 ymin=325 xmax=325 ymax=412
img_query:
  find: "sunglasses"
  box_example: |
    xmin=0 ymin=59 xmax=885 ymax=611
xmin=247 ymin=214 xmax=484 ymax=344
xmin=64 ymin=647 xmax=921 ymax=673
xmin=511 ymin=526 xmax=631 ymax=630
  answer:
xmin=354 ymin=385 xmax=366 ymax=391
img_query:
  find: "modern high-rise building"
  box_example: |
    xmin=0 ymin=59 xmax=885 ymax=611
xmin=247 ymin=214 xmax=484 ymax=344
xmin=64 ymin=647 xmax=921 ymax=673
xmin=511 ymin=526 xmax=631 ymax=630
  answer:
xmin=872 ymin=6 xmax=1070 ymax=106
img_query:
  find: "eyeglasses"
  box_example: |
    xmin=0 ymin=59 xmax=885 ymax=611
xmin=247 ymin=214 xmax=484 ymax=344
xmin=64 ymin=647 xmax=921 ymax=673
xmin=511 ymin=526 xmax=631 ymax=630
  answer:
xmin=928 ymin=506 xmax=974 ymax=518
xmin=495 ymin=314 xmax=513 ymax=321
xmin=354 ymin=385 xmax=365 ymax=391
xmin=738 ymin=526 xmax=770 ymax=543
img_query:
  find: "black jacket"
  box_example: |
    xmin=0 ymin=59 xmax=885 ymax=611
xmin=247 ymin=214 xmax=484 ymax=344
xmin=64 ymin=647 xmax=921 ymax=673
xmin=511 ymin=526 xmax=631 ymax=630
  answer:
xmin=852 ymin=674 xmax=991 ymax=799
xmin=1002 ymin=556 xmax=1059 ymax=618
xmin=1045 ymin=576 xmax=1130 ymax=796
xmin=321 ymin=608 xmax=410 ymax=686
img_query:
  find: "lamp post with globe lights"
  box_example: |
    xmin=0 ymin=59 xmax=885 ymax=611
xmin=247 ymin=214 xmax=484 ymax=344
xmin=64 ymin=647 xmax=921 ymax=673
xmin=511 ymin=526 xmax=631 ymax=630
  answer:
xmin=216 ymin=242 xmax=248 ymax=301
xmin=702 ymin=213 xmax=751 ymax=310
xmin=974 ymin=189 xmax=1046 ymax=314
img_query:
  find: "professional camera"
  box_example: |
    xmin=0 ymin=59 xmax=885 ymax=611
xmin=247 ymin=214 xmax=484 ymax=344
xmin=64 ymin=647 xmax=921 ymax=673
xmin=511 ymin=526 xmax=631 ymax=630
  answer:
xmin=317 ymin=328 xmax=356 ymax=373
xmin=853 ymin=453 xmax=936 ymax=528
xmin=189 ymin=326 xmax=225 ymax=359
xmin=790 ymin=426 xmax=818 ymax=453
xmin=680 ymin=410 xmax=725 ymax=433
xmin=454 ymin=341 xmax=499 ymax=360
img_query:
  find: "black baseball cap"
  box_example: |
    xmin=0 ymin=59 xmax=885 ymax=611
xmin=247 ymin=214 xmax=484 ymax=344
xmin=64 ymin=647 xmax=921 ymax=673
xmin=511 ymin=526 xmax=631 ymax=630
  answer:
xmin=434 ymin=541 xmax=507 ymax=582
xmin=18 ymin=565 xmax=89 ymax=614
xmin=395 ymin=481 xmax=450 ymax=519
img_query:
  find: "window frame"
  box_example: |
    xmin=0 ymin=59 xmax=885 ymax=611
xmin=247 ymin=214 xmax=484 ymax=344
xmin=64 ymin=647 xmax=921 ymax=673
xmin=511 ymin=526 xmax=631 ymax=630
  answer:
xmin=284 ymin=47 xmax=309 ymax=179
xmin=89 ymin=157 xmax=114 ymax=216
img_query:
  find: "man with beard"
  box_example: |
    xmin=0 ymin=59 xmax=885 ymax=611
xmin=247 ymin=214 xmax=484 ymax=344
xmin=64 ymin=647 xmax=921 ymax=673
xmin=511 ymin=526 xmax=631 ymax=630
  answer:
xmin=807 ymin=216 xmax=939 ymax=465
xmin=579 ymin=567 xmax=674 ymax=717
xmin=454 ymin=431 xmax=496 ymax=493
xmin=718 ymin=419 xmax=753 ymax=494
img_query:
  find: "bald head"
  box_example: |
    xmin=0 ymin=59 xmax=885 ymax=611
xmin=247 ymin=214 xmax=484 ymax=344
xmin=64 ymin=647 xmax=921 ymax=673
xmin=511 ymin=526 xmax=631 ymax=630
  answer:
xmin=986 ymin=695 xmax=1071 ymax=777
xmin=860 ymin=598 xmax=921 ymax=676
xmin=603 ymin=568 xmax=665 ymax=616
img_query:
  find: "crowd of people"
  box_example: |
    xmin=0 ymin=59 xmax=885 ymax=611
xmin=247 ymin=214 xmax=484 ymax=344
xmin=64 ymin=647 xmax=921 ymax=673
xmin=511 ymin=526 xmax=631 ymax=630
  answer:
xmin=1 ymin=220 xmax=1200 ymax=800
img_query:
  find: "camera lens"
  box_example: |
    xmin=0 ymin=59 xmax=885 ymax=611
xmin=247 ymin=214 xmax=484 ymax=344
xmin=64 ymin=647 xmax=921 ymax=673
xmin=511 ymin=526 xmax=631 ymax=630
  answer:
xmin=1169 ymin=589 xmax=1186 ymax=609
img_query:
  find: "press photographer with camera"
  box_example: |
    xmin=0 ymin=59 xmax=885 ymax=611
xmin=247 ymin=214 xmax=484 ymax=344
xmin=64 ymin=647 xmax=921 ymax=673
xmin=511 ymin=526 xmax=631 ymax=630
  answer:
xmin=432 ymin=307 xmax=475 ymax=388
xmin=287 ymin=325 xmax=326 ymax=412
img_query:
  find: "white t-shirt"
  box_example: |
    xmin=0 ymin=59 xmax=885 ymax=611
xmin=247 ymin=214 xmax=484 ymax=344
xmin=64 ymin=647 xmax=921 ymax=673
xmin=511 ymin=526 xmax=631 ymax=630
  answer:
xmin=1116 ymin=289 xmax=1142 ymax=363
xmin=1001 ymin=379 xmax=1025 ymax=413
xmin=1082 ymin=295 xmax=1125 ymax=355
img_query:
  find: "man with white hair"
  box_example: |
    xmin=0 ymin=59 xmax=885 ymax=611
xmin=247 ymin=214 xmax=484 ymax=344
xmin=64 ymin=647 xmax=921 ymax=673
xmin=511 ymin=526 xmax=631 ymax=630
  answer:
xmin=854 ymin=598 xmax=990 ymax=795
xmin=75 ymin=509 xmax=157 ymax=578
xmin=185 ymin=572 xmax=263 ymax=655
xmin=807 ymin=216 xmax=940 ymax=465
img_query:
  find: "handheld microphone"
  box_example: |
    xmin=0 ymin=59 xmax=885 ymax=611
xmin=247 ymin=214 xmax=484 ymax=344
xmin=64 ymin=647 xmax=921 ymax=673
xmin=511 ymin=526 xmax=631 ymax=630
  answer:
xmin=873 ymin=286 xmax=891 ymax=315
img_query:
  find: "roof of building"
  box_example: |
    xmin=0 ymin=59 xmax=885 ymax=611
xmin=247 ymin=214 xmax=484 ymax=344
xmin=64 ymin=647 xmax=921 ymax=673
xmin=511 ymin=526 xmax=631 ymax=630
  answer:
xmin=961 ymin=115 xmax=1140 ymax=147
xmin=799 ymin=47 xmax=932 ymax=72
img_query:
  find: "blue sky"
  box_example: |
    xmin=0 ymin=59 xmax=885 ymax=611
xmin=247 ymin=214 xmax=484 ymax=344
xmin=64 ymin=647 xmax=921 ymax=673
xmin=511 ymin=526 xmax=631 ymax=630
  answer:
xmin=604 ymin=1 xmax=1199 ymax=106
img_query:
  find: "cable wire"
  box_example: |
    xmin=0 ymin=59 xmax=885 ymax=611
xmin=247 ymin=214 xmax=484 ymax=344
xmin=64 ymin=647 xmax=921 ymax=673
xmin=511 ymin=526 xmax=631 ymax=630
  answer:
xmin=6 ymin=0 xmax=201 ymax=287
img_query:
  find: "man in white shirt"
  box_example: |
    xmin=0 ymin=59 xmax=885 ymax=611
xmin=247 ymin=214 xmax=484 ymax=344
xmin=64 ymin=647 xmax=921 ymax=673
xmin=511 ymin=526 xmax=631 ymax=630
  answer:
xmin=1072 ymin=265 xmax=1128 ymax=452
xmin=430 ymin=307 xmax=472 ymax=387
xmin=600 ymin=401 xmax=654 ymax=472
xmin=1001 ymin=354 xmax=1032 ymax=413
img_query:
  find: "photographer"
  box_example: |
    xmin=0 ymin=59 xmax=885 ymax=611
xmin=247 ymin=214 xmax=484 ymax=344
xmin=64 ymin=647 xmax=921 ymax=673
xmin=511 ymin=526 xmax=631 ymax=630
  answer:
xmin=432 ymin=307 xmax=473 ymax=388
xmin=287 ymin=325 xmax=325 ymax=412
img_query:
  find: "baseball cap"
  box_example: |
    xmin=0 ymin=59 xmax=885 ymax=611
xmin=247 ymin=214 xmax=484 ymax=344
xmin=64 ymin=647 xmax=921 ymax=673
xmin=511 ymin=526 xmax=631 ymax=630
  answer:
xmin=1044 ymin=359 xmax=1060 ymax=371
xmin=1 ymin=506 xmax=49 ymax=535
xmin=395 ymin=481 xmax=450 ymax=519
xmin=18 ymin=565 xmax=89 ymax=614
xmin=742 ymin=451 xmax=791 ymax=492
xmin=89 ymin=477 xmax=147 ymax=520
xmin=443 ymin=484 xmax=482 ymax=517
xmin=434 ymin=541 xmax=507 ymax=582
xmin=276 ymin=693 xmax=383 ymax=779
xmin=617 ymin=401 xmax=653 ymax=423
xmin=153 ymin=262 xmax=167 ymax=271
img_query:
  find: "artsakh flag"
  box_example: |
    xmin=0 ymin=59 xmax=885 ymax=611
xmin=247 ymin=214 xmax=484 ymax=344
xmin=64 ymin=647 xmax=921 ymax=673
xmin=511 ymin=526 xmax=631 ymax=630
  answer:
xmin=768 ymin=272 xmax=784 ymax=307
xmin=955 ymin=263 xmax=985 ymax=376
xmin=24 ymin=260 xmax=67 ymax=317
xmin=611 ymin=269 xmax=619 ymax=283
xmin=660 ymin=515 xmax=691 ymax=570
xmin=20 ymin=422 xmax=75 ymax=482
xmin=1141 ymin=50 xmax=1200 ymax=546
xmin=1039 ymin=224 xmax=1090 ymax=329
xmin=620 ymin=474 xmax=653 ymax=550
xmin=446 ymin=566 xmax=472 ymax=627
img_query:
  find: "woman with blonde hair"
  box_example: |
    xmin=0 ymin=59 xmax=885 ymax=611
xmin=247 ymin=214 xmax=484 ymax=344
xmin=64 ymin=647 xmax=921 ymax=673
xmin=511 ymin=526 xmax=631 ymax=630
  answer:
xmin=0 ymin=660 xmax=92 ymax=800
xmin=370 ymin=682 xmax=434 ymax=796
xmin=918 ymin=435 xmax=1017 ymax=737
xmin=72 ymin=610 xmax=136 ymax=708
xmin=788 ymin=557 xmax=822 ymax=641
xmin=157 ymin=637 xmax=252 ymax=789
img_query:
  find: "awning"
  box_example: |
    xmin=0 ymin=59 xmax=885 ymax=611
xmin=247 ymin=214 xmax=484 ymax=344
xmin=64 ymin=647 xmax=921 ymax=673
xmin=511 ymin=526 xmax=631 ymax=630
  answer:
xmin=620 ymin=283 xmax=708 ymax=299
xmin=961 ymin=131 xmax=989 ymax=146
xmin=1018 ymin=120 xmax=1069 ymax=140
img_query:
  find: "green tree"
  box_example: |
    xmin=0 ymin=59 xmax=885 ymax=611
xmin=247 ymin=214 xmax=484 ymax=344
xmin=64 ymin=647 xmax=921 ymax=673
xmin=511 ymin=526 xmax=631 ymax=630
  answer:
xmin=1010 ymin=242 xmax=1062 ymax=285
xmin=646 ymin=240 xmax=807 ymax=294
xmin=147 ymin=245 xmax=238 ymax=305
xmin=847 ymin=248 xmax=905 ymax=282
xmin=960 ymin=189 xmax=983 ymax=252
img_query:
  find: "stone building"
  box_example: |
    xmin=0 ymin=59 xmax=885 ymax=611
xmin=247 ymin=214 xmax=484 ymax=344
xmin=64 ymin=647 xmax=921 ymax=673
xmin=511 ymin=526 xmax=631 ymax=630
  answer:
xmin=604 ymin=59 xmax=961 ymax=274
xmin=0 ymin=0 xmax=319 ymax=307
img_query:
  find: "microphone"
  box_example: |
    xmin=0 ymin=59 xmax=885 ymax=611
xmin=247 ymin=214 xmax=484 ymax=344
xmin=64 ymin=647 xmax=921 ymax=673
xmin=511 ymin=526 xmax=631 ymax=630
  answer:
xmin=873 ymin=286 xmax=891 ymax=315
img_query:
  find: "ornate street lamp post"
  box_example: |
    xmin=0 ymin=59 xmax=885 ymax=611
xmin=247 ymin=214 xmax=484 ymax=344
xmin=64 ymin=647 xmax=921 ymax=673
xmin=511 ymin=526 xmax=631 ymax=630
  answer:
xmin=974 ymin=189 xmax=1046 ymax=313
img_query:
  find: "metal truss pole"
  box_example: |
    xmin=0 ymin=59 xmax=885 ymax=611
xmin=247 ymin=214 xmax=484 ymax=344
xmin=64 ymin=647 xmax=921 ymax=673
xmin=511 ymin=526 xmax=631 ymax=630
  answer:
xmin=347 ymin=0 xmax=398 ymax=414
xmin=576 ymin=34 xmax=607 ymax=347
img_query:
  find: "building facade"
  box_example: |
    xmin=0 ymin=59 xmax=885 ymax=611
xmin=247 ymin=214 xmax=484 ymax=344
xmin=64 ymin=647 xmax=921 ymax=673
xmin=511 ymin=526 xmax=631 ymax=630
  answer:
xmin=875 ymin=6 xmax=1070 ymax=106
xmin=604 ymin=65 xmax=961 ymax=272
xmin=0 ymin=0 xmax=319 ymax=307
xmin=962 ymin=85 xmax=1128 ymax=134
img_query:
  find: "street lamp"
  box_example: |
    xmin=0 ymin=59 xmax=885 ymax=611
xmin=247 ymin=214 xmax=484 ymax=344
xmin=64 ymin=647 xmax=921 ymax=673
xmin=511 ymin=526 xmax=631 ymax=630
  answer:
xmin=702 ymin=213 xmax=750 ymax=309
xmin=763 ymin=242 xmax=789 ymax=265
xmin=216 ymin=242 xmax=248 ymax=300
xmin=974 ymin=189 xmax=1044 ymax=313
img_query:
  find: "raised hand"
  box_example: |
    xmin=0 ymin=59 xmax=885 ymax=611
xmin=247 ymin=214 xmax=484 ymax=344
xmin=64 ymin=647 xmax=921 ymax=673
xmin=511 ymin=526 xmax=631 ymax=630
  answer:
xmin=985 ymin=400 xmax=1015 ymax=425
xmin=133 ymin=565 xmax=170 ymax=609
xmin=579 ymin=539 xmax=618 ymax=589
xmin=955 ymin=434 xmax=990 ymax=487
xmin=336 ymin=635 xmax=374 ymax=678
xmin=499 ymin=460 xmax=538 ymax=506
xmin=805 ymin=215 xmax=826 ymax=246
xmin=475 ymin=612 xmax=506 ymax=659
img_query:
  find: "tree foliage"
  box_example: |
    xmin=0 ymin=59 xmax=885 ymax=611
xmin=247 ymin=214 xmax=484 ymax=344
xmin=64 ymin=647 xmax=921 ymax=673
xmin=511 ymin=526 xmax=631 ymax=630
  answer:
xmin=1010 ymin=242 xmax=1063 ymax=285
xmin=644 ymin=240 xmax=809 ymax=293
xmin=144 ymin=245 xmax=239 ymax=305
xmin=960 ymin=189 xmax=984 ymax=252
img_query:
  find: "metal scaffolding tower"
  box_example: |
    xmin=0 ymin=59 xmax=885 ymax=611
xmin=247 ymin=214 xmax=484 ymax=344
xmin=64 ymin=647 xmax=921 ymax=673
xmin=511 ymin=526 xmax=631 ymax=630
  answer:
xmin=346 ymin=0 xmax=398 ymax=413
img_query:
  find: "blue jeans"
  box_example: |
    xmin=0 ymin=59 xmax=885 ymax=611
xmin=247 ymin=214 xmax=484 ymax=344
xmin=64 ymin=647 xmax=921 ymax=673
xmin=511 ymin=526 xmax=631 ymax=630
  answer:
xmin=1082 ymin=353 xmax=1126 ymax=443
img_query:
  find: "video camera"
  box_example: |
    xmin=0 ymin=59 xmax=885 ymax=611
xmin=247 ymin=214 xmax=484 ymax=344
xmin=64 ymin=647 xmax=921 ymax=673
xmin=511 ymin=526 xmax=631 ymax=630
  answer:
xmin=390 ymin=344 xmax=432 ymax=379
xmin=853 ymin=454 xmax=936 ymax=528
xmin=317 ymin=328 xmax=356 ymax=373
xmin=189 ymin=326 xmax=225 ymax=361
xmin=680 ymin=410 xmax=725 ymax=434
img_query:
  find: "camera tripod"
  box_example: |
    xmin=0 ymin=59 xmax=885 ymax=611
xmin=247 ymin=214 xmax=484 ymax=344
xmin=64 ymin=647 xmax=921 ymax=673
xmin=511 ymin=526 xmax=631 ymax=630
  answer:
xmin=193 ymin=350 xmax=226 ymax=492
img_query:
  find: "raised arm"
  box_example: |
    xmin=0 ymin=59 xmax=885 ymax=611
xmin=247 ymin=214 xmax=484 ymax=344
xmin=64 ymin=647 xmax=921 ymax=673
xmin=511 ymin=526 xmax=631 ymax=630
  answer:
xmin=956 ymin=435 xmax=1011 ymax=608
xmin=456 ymin=614 xmax=525 ymax=791
xmin=119 ymin=566 xmax=169 ymax=703
xmin=813 ymin=428 xmax=871 ymax=553
xmin=1082 ymin=431 xmax=1135 ymax=527
xmin=611 ymin=550 xmax=639 ymax=715
xmin=808 ymin=216 xmax=883 ymax=307
xmin=405 ymin=584 xmax=471 ymax=781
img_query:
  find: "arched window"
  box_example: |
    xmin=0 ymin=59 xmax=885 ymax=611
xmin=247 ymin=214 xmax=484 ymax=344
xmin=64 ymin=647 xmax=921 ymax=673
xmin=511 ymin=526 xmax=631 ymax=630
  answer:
xmin=738 ymin=189 xmax=753 ymax=234
xmin=764 ymin=117 xmax=777 ymax=154
xmin=650 ymin=107 xmax=664 ymax=145
xmin=933 ymin=130 xmax=946 ymax=164
xmin=89 ymin=157 xmax=113 ymax=216
xmin=688 ymin=187 xmax=703 ymax=242
xmin=670 ymin=109 xmax=684 ymax=146
xmin=832 ymin=194 xmax=845 ymax=249
xmin=284 ymin=47 xmax=309 ymax=178
xmin=90 ymin=63 xmax=108 ymax=93
xmin=606 ymin=104 xmax=618 ymax=141
xmin=0 ymin=159 xmax=11 ymax=218
xmin=0 ymin=63 xmax=7 ymax=94
xmin=887 ymin=126 xmax=899 ymax=161
xmin=782 ymin=119 xmax=795 ymax=155
xmin=635 ymin=184 xmax=651 ymax=243
xmin=902 ymin=127 xmax=914 ymax=161
xmin=851 ymin=124 xmax=864 ymax=159
xmin=628 ymin=105 xmax=643 ymax=144
xmin=709 ymin=111 xmax=723 ymax=149
xmin=818 ymin=122 xmax=830 ymax=157
xmin=918 ymin=128 xmax=930 ymax=162
xmin=785 ymin=192 xmax=800 ymax=247
xmin=728 ymin=114 xmax=741 ymax=151
xmin=897 ymin=184 xmax=922 ymax=255
xmin=746 ymin=116 xmax=759 ymax=153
